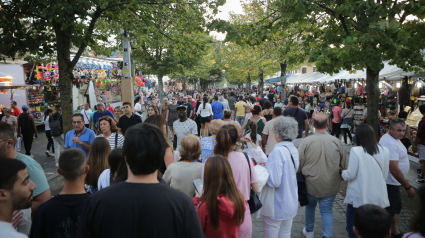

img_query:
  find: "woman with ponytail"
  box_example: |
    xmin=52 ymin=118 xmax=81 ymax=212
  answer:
xmin=197 ymin=96 xmax=213 ymax=138
xmin=207 ymin=124 xmax=258 ymax=238
xmin=244 ymin=121 xmax=262 ymax=158
xmin=194 ymin=155 xmax=246 ymax=238
xmin=241 ymin=105 xmax=266 ymax=138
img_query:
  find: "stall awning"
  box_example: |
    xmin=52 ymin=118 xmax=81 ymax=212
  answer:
xmin=265 ymin=75 xmax=291 ymax=83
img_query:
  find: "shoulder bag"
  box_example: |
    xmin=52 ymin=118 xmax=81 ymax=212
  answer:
xmin=83 ymin=110 xmax=90 ymax=124
xmin=114 ymin=132 xmax=119 ymax=149
xmin=281 ymin=145 xmax=309 ymax=207
xmin=242 ymin=152 xmax=262 ymax=214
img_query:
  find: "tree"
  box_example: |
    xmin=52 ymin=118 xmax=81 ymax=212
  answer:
xmin=257 ymin=0 xmax=425 ymax=135
xmin=0 ymin=0 xmax=223 ymax=133
xmin=172 ymin=40 xmax=227 ymax=92
xmin=210 ymin=0 xmax=315 ymax=99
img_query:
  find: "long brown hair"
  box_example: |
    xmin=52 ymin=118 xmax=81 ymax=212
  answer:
xmin=200 ymin=155 xmax=245 ymax=230
xmin=85 ymin=137 xmax=111 ymax=187
xmin=214 ymin=124 xmax=239 ymax=158
xmin=249 ymin=121 xmax=258 ymax=143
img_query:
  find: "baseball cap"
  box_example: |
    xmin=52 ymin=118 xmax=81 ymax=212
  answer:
xmin=22 ymin=105 xmax=28 ymax=110
xmin=177 ymin=105 xmax=187 ymax=110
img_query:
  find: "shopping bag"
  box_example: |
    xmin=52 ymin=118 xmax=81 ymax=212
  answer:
xmin=15 ymin=137 xmax=22 ymax=152
xmin=249 ymin=141 xmax=268 ymax=164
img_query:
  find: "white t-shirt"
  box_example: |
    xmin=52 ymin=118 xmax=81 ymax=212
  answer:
xmin=197 ymin=103 xmax=213 ymax=117
xmin=0 ymin=221 xmax=28 ymax=238
xmin=98 ymin=169 xmax=111 ymax=190
xmin=44 ymin=115 xmax=50 ymax=130
xmin=81 ymin=109 xmax=93 ymax=125
xmin=135 ymin=103 xmax=142 ymax=112
xmin=379 ymin=133 xmax=410 ymax=186
xmin=97 ymin=132 xmax=124 ymax=150
xmin=173 ymin=119 xmax=198 ymax=150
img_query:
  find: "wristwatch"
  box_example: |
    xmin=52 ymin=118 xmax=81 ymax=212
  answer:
xmin=405 ymin=185 xmax=413 ymax=190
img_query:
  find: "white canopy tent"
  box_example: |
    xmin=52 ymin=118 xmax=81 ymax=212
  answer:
xmin=278 ymin=61 xmax=424 ymax=84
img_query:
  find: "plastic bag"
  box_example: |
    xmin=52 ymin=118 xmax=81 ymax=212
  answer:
xmin=15 ymin=137 xmax=22 ymax=152
xmin=249 ymin=141 xmax=268 ymax=164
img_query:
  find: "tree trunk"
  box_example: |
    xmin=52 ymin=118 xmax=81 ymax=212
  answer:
xmin=55 ymin=29 xmax=74 ymax=136
xmin=182 ymin=76 xmax=187 ymax=93
xmin=158 ymin=74 xmax=164 ymax=104
xmin=247 ymin=73 xmax=251 ymax=94
xmin=280 ymin=61 xmax=287 ymax=100
xmin=366 ymin=67 xmax=380 ymax=139
xmin=259 ymin=66 xmax=264 ymax=96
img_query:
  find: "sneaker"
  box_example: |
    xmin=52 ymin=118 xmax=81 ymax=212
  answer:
xmin=29 ymin=154 xmax=34 ymax=158
xmin=417 ymin=178 xmax=425 ymax=184
xmin=418 ymin=174 xmax=424 ymax=179
xmin=55 ymin=162 xmax=59 ymax=167
xmin=303 ymin=227 xmax=314 ymax=238
xmin=46 ymin=150 xmax=51 ymax=157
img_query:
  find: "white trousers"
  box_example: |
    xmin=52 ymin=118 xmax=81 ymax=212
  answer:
xmin=263 ymin=216 xmax=293 ymax=238
xmin=52 ymin=135 xmax=64 ymax=164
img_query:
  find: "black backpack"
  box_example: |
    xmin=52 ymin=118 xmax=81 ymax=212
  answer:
xmin=50 ymin=113 xmax=62 ymax=136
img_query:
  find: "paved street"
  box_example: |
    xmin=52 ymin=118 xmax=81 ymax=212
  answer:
xmin=29 ymin=111 xmax=421 ymax=237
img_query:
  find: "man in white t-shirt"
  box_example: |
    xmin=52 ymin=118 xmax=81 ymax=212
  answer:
xmin=173 ymin=105 xmax=197 ymax=150
xmin=379 ymin=119 xmax=415 ymax=237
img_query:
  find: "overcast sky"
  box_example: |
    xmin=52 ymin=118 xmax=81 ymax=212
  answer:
xmin=209 ymin=0 xmax=244 ymax=40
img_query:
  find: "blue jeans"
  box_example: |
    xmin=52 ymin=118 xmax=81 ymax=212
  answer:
xmin=346 ymin=204 xmax=358 ymax=238
xmin=305 ymin=194 xmax=336 ymax=238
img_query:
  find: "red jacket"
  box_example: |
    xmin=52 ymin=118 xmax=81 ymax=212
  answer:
xmin=193 ymin=195 xmax=244 ymax=238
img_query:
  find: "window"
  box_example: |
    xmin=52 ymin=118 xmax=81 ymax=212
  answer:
xmin=302 ymin=67 xmax=307 ymax=74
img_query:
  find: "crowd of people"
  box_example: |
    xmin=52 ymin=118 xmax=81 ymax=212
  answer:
xmin=0 ymin=86 xmax=423 ymax=238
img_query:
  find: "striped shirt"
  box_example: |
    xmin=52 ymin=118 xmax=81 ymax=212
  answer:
xmin=97 ymin=132 xmax=124 ymax=150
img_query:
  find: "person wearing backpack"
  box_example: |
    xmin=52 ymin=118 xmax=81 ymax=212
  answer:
xmin=50 ymin=105 xmax=63 ymax=167
xmin=17 ymin=105 xmax=38 ymax=157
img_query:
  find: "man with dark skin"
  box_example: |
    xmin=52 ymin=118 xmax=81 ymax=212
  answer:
xmin=173 ymin=106 xmax=197 ymax=150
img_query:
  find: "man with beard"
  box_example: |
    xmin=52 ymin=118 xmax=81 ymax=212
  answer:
xmin=0 ymin=122 xmax=51 ymax=236
xmin=0 ymin=158 xmax=36 ymax=238
xmin=31 ymin=149 xmax=90 ymax=238
xmin=173 ymin=105 xmax=197 ymax=151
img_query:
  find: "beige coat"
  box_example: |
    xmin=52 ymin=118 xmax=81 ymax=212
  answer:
xmin=298 ymin=131 xmax=348 ymax=198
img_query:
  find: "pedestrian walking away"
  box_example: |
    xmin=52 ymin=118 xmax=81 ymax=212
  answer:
xmin=298 ymin=113 xmax=348 ymax=238
xmin=17 ymin=105 xmax=38 ymax=157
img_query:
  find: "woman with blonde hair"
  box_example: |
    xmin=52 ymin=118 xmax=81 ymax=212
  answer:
xmin=81 ymin=103 xmax=92 ymax=128
xmin=209 ymin=124 xmax=258 ymax=238
xmin=194 ymin=155 xmax=246 ymax=238
xmin=200 ymin=119 xmax=224 ymax=163
xmin=113 ymin=106 xmax=122 ymax=123
xmin=97 ymin=116 xmax=124 ymax=150
xmin=163 ymin=135 xmax=203 ymax=197
xmin=85 ymin=137 xmax=111 ymax=194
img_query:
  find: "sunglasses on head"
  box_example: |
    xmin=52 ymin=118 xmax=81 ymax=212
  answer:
xmin=392 ymin=118 xmax=404 ymax=122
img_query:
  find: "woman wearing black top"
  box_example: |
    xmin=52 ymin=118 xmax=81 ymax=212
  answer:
xmin=195 ymin=100 xmax=202 ymax=137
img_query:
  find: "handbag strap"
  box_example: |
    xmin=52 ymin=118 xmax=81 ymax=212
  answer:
xmin=341 ymin=109 xmax=353 ymax=120
xmin=114 ymin=132 xmax=118 ymax=148
xmin=242 ymin=152 xmax=252 ymax=181
xmin=83 ymin=110 xmax=89 ymax=121
xmin=281 ymin=145 xmax=296 ymax=170
xmin=371 ymin=155 xmax=382 ymax=171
